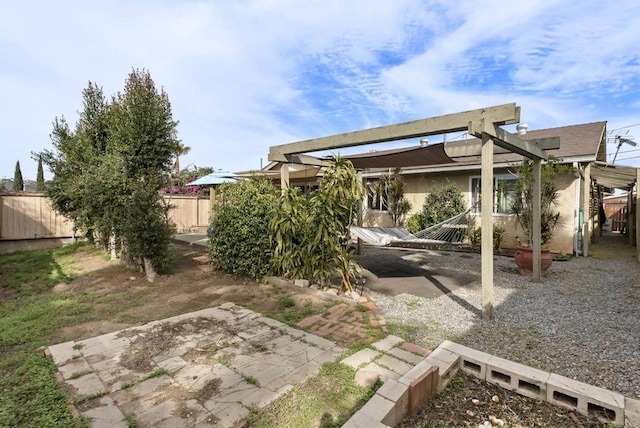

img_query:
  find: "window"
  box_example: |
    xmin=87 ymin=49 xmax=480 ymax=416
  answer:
xmin=366 ymin=180 xmax=388 ymax=210
xmin=471 ymin=175 xmax=516 ymax=214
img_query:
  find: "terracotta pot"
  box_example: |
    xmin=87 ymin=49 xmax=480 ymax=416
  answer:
xmin=514 ymin=246 xmax=553 ymax=276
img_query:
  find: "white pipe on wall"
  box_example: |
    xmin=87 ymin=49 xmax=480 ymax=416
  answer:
xmin=573 ymin=162 xmax=582 ymax=256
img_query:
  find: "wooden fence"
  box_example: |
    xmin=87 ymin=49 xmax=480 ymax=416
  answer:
xmin=163 ymin=195 xmax=211 ymax=233
xmin=0 ymin=193 xmax=211 ymax=240
xmin=0 ymin=193 xmax=75 ymax=240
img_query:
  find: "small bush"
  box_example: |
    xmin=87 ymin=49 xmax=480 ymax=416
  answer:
xmin=278 ymin=295 xmax=295 ymax=309
xmin=407 ymin=213 xmax=425 ymax=233
xmin=467 ymin=225 xmax=506 ymax=252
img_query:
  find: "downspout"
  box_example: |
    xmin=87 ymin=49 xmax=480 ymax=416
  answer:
xmin=573 ymin=162 xmax=582 ymax=256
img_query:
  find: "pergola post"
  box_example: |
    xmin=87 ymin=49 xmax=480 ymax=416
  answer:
xmin=280 ymin=163 xmax=290 ymax=194
xmin=209 ymin=187 xmax=216 ymax=217
xmin=628 ymin=188 xmax=634 ymax=246
xmin=481 ymin=133 xmax=494 ymax=320
xmin=532 ymin=159 xmax=542 ymax=282
xmin=582 ymin=164 xmax=591 ymax=257
xmin=636 ymin=169 xmax=640 ymax=262
xmin=356 ymin=171 xmax=364 ymax=255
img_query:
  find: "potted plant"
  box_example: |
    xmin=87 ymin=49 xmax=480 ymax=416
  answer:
xmin=509 ymin=156 xmax=566 ymax=276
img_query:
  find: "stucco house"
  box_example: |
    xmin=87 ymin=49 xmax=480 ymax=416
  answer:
xmin=261 ymin=121 xmax=638 ymax=257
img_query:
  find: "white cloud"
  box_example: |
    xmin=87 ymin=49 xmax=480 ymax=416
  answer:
xmin=1 ymin=0 xmax=639 ymax=179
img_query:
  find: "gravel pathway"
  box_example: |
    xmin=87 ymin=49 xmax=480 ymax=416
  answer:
xmin=358 ymin=245 xmax=640 ymax=400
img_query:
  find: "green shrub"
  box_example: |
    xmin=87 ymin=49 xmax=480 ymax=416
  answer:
xmin=421 ymin=181 xmax=466 ymax=227
xmin=467 ymin=225 xmax=506 ymax=252
xmin=407 ymin=213 xmax=425 ymax=233
xmin=270 ymin=156 xmax=363 ymax=290
xmin=468 ymin=226 xmax=482 ymax=250
xmin=209 ymin=178 xmax=278 ymax=280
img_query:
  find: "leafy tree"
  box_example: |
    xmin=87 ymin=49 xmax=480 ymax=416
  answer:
xmin=370 ymin=168 xmax=411 ymax=226
xmin=39 ymin=69 xmax=179 ymax=281
xmin=173 ymin=142 xmax=191 ymax=174
xmin=13 ymin=161 xmax=24 ymax=191
xmin=36 ymin=157 xmax=46 ymax=191
xmin=209 ymin=178 xmax=278 ymax=280
xmin=510 ymin=156 xmax=569 ymax=245
xmin=41 ymin=83 xmax=112 ymax=247
xmin=166 ymin=165 xmax=214 ymax=195
xmin=109 ymin=69 xmax=179 ymax=278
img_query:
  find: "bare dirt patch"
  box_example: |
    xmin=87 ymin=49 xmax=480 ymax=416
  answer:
xmin=56 ymin=241 xmax=328 ymax=341
xmin=119 ymin=317 xmax=227 ymax=372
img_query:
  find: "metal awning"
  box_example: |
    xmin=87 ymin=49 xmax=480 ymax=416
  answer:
xmin=591 ymin=162 xmax=638 ymax=189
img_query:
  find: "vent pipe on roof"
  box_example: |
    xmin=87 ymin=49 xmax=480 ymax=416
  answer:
xmin=516 ymin=123 xmax=528 ymax=135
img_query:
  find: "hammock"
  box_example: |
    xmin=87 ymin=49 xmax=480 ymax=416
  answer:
xmin=351 ymin=208 xmax=472 ymax=246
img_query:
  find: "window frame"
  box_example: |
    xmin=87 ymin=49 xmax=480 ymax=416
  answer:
xmin=470 ymin=174 xmax=517 ymax=215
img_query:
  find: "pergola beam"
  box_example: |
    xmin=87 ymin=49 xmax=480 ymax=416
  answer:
xmin=269 ymin=103 xmax=520 ymax=161
xmin=467 ymin=122 xmax=558 ymax=160
xmin=444 ymin=136 xmax=560 ymax=158
xmin=269 ymin=153 xmax=330 ymax=167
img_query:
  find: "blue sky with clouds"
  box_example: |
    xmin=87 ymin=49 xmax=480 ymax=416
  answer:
xmin=2 ymin=0 xmax=640 ymax=180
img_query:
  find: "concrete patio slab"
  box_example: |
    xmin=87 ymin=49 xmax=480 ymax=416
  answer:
xmin=47 ymin=303 xmax=345 ymax=427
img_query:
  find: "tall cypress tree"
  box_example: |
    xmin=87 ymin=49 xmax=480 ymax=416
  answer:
xmin=13 ymin=161 xmax=24 ymax=191
xmin=36 ymin=157 xmax=46 ymax=191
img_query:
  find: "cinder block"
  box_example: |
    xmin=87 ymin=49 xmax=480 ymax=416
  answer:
xmin=399 ymin=360 xmax=437 ymax=387
xmin=342 ymin=410 xmax=390 ymax=428
xmin=626 ymin=397 xmax=640 ymax=428
xmin=439 ymin=341 xmax=492 ymax=380
xmin=486 ymin=355 xmax=550 ymax=400
xmin=408 ymin=365 xmax=438 ymax=416
xmin=423 ymin=349 xmax=459 ymax=390
xmin=358 ymin=394 xmax=396 ymax=426
xmin=376 ymin=379 xmax=409 ymax=425
xmin=547 ymin=373 xmax=624 ymax=425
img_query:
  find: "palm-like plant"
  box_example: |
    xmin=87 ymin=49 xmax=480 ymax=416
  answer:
xmin=173 ymin=142 xmax=191 ymax=174
xmin=510 ymin=156 xmax=566 ymax=246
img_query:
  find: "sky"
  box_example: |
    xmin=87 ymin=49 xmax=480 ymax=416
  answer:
xmin=1 ymin=0 xmax=640 ymax=181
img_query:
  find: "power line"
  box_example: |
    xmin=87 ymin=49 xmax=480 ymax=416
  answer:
xmin=607 ymin=147 xmax=640 ymax=156
xmin=612 ymin=154 xmax=640 ymax=161
xmin=608 ymin=123 xmax=640 ymax=132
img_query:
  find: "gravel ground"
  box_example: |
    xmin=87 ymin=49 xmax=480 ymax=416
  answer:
xmin=358 ymin=244 xmax=640 ymax=400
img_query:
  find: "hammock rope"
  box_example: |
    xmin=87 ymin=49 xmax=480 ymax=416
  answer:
xmin=351 ymin=207 xmax=472 ymax=246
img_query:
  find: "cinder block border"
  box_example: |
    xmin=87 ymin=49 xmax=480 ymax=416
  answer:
xmin=344 ymin=340 xmax=632 ymax=427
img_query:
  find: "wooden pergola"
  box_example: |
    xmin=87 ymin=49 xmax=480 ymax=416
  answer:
xmin=268 ymin=103 xmax=560 ymax=320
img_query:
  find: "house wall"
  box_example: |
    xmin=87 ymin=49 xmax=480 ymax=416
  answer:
xmin=363 ymin=167 xmax=578 ymax=255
